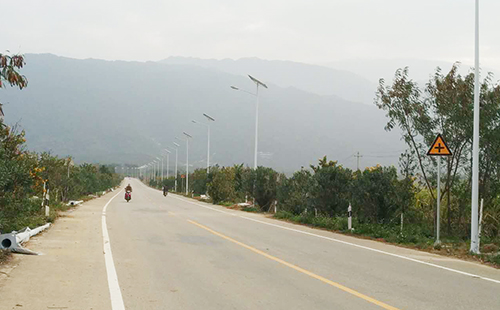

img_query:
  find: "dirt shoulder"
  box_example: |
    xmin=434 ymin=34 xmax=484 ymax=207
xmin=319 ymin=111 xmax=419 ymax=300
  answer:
xmin=0 ymin=191 xmax=118 ymax=310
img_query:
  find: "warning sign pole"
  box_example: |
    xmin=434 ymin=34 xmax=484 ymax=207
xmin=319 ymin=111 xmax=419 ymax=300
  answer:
xmin=427 ymin=133 xmax=452 ymax=246
xmin=436 ymin=157 xmax=441 ymax=245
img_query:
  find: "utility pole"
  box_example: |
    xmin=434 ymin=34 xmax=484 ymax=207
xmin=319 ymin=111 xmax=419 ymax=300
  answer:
xmin=354 ymin=152 xmax=363 ymax=171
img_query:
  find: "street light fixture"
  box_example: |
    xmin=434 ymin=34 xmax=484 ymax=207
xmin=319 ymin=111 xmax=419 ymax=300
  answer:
xmin=231 ymin=75 xmax=268 ymax=169
xmin=192 ymin=113 xmax=216 ymax=173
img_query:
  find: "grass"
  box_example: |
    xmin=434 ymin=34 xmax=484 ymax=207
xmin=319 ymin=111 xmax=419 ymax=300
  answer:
xmin=484 ymin=254 xmax=500 ymax=265
xmin=1 ymin=188 xmax=119 ymax=234
xmin=0 ymin=249 xmax=10 ymax=264
xmin=242 ymin=206 xmax=259 ymax=212
xmin=274 ymin=211 xmax=500 ymax=268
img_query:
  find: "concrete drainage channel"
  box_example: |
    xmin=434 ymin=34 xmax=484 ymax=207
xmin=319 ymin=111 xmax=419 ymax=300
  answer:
xmin=0 ymin=223 xmax=52 ymax=255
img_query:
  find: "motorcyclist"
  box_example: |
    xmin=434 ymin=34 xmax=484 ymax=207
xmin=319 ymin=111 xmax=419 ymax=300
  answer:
xmin=125 ymin=184 xmax=132 ymax=193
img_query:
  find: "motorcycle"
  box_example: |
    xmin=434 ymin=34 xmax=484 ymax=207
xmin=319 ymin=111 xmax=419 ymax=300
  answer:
xmin=125 ymin=191 xmax=131 ymax=202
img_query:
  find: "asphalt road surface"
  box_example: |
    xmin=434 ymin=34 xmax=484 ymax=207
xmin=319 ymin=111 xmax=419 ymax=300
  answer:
xmin=1 ymin=178 xmax=499 ymax=309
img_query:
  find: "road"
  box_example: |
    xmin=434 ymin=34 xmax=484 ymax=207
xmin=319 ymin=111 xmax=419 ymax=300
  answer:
xmin=1 ymin=178 xmax=500 ymax=309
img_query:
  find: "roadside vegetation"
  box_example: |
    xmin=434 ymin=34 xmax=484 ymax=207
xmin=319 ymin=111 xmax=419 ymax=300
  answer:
xmin=0 ymin=53 xmax=122 ymax=239
xmin=145 ymin=64 xmax=500 ymax=267
xmin=0 ymin=123 xmax=122 ymax=234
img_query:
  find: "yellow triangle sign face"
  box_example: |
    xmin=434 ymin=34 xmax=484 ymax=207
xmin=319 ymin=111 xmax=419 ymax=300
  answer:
xmin=427 ymin=134 xmax=452 ymax=156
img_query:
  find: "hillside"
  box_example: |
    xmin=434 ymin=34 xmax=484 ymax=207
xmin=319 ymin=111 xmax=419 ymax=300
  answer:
xmin=1 ymin=54 xmax=404 ymax=172
xmin=160 ymin=57 xmax=376 ymax=105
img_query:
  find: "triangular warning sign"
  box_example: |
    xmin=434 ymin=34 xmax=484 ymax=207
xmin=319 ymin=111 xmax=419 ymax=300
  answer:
xmin=427 ymin=134 xmax=452 ymax=156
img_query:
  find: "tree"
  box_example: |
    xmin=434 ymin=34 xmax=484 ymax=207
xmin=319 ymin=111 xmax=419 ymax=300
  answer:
xmin=277 ymin=168 xmax=312 ymax=214
xmin=352 ymin=165 xmax=402 ymax=223
xmin=0 ymin=53 xmax=28 ymax=123
xmin=376 ymin=67 xmax=434 ymax=199
xmin=207 ymin=166 xmax=236 ymax=204
xmin=309 ymin=157 xmax=352 ymax=216
xmin=253 ymin=167 xmax=279 ymax=211
xmin=376 ymin=64 xmax=500 ymax=236
xmin=191 ymin=168 xmax=208 ymax=195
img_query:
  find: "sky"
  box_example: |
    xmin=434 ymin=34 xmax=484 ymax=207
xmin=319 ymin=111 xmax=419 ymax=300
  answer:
xmin=1 ymin=0 xmax=500 ymax=73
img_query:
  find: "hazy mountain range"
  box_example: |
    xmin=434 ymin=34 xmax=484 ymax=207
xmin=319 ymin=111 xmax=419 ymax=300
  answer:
xmin=1 ymin=54 xmax=406 ymax=173
xmin=160 ymin=57 xmax=376 ymax=104
xmin=323 ymin=58 xmax=499 ymax=86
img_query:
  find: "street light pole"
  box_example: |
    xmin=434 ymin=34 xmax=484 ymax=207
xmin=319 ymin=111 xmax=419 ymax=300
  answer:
xmin=154 ymin=161 xmax=158 ymax=183
xmin=231 ymin=75 xmax=267 ymax=169
xmin=192 ymin=113 xmax=215 ymax=174
xmin=173 ymin=142 xmax=180 ymax=192
xmin=157 ymin=160 xmax=160 ymax=184
xmin=156 ymin=157 xmax=161 ymax=186
xmin=163 ymin=149 xmax=171 ymax=180
xmin=183 ymin=132 xmax=192 ymax=195
xmin=254 ymin=84 xmax=259 ymax=170
xmin=470 ymin=0 xmax=481 ymax=254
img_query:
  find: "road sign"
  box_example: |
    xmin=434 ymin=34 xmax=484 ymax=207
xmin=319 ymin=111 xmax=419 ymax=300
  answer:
xmin=427 ymin=134 xmax=451 ymax=246
xmin=181 ymin=174 xmax=185 ymax=179
xmin=427 ymin=134 xmax=452 ymax=156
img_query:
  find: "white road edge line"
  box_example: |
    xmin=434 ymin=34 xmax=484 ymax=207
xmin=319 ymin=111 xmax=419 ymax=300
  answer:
xmin=102 ymin=190 xmax=126 ymax=310
xmin=168 ymin=193 xmax=500 ymax=285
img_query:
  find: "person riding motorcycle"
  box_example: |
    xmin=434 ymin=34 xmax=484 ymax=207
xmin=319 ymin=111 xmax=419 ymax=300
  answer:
xmin=124 ymin=184 xmax=132 ymax=202
xmin=125 ymin=184 xmax=132 ymax=193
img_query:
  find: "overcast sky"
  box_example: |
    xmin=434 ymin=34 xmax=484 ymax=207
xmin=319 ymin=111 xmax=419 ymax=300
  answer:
xmin=1 ymin=0 xmax=499 ymax=72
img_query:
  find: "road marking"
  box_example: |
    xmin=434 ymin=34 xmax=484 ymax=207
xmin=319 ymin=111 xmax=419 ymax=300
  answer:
xmin=102 ymin=190 xmax=126 ymax=310
xmin=169 ymin=194 xmax=237 ymax=216
xmin=188 ymin=219 xmax=399 ymax=310
xmin=171 ymin=194 xmax=500 ymax=285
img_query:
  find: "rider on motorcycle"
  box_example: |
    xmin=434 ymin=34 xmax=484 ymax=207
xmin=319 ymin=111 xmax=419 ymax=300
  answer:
xmin=125 ymin=184 xmax=132 ymax=193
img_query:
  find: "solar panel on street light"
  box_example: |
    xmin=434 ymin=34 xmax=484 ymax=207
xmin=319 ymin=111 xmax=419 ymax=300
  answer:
xmin=203 ymin=113 xmax=215 ymax=122
xmin=248 ymin=75 xmax=268 ymax=88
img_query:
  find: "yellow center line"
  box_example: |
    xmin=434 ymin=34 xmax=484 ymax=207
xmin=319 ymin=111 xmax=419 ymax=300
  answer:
xmin=187 ymin=219 xmax=400 ymax=310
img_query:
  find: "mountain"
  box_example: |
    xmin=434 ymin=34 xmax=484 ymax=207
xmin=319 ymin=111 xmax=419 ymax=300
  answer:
xmin=322 ymin=58 xmax=495 ymax=85
xmin=1 ymin=53 xmax=404 ymax=172
xmin=160 ymin=57 xmax=376 ymax=105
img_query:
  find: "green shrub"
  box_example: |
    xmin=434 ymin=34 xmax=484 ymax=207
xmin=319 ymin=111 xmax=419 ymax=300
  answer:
xmin=207 ymin=166 xmax=236 ymax=204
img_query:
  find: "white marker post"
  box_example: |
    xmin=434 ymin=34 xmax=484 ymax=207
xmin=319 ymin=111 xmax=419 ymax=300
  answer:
xmin=427 ymin=134 xmax=452 ymax=246
xmin=348 ymin=204 xmax=352 ymax=231
xmin=45 ymin=188 xmax=50 ymax=217
xmin=478 ymin=198 xmax=484 ymax=249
